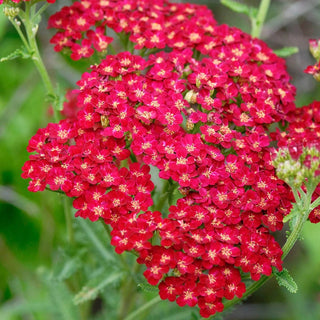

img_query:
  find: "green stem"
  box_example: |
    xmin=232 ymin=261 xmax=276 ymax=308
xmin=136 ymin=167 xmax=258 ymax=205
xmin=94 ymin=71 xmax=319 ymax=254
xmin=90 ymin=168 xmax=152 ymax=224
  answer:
xmin=281 ymin=208 xmax=309 ymax=260
xmin=310 ymin=196 xmax=320 ymax=211
xmin=8 ymin=17 xmax=30 ymax=51
xmin=117 ymin=263 xmax=141 ymax=320
xmin=32 ymin=3 xmax=50 ymax=22
xmin=63 ymin=196 xmax=74 ymax=244
xmin=21 ymin=3 xmax=59 ymax=121
xmin=123 ymin=296 xmax=162 ymax=320
xmin=251 ymin=0 xmax=271 ymax=38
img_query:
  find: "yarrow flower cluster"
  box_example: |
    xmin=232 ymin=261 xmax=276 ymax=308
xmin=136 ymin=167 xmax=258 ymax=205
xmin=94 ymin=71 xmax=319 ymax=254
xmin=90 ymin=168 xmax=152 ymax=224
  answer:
xmin=273 ymin=101 xmax=320 ymax=224
xmin=48 ymin=0 xmax=217 ymax=60
xmin=22 ymin=0 xmax=298 ymax=317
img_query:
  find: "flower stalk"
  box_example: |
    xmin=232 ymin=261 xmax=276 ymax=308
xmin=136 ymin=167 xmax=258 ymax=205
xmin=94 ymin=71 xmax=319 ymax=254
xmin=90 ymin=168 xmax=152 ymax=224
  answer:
xmin=251 ymin=0 xmax=271 ymax=38
xmin=6 ymin=2 xmax=59 ymax=120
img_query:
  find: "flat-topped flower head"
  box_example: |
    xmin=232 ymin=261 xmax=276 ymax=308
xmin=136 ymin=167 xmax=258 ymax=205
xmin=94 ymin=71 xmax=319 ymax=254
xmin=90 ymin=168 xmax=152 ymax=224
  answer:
xmin=23 ymin=1 xmax=297 ymax=317
xmin=48 ymin=0 xmax=216 ymax=60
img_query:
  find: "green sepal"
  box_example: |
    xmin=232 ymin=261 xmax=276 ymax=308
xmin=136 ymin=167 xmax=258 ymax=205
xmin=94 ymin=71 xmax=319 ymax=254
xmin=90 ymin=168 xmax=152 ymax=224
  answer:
xmin=273 ymin=47 xmax=299 ymax=58
xmin=220 ymin=0 xmax=258 ymax=18
xmin=0 ymin=47 xmax=32 ymax=62
xmin=273 ymin=268 xmax=298 ymax=293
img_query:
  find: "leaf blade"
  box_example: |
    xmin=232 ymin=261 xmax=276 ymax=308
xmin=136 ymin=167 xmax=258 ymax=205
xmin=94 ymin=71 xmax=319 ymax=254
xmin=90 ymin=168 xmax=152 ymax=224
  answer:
xmin=274 ymin=268 xmax=298 ymax=293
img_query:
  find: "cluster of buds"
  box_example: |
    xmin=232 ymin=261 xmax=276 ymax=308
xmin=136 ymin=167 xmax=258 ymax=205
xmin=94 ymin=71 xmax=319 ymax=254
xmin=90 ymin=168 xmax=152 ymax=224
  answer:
xmin=273 ymin=101 xmax=320 ymax=223
xmin=2 ymin=6 xmax=19 ymax=18
xmin=304 ymin=39 xmax=320 ymax=81
xmin=273 ymin=146 xmax=320 ymax=188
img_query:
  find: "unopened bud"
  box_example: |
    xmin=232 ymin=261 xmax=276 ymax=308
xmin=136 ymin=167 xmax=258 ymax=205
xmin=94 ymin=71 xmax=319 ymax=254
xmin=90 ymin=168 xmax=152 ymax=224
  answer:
xmin=3 ymin=7 xmax=19 ymax=19
xmin=32 ymin=25 xmax=39 ymax=35
xmin=185 ymin=90 xmax=198 ymax=104
xmin=309 ymin=39 xmax=320 ymax=61
xmin=274 ymin=146 xmax=320 ymax=188
xmin=186 ymin=120 xmax=194 ymax=131
xmin=14 ymin=18 xmax=21 ymax=27
xmin=101 ymin=115 xmax=109 ymax=127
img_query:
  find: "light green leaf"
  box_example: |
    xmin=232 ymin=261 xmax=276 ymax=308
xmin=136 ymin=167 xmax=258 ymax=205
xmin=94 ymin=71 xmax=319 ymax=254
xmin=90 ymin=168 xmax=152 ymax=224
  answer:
xmin=274 ymin=268 xmax=298 ymax=293
xmin=77 ymin=218 xmax=116 ymax=263
xmin=274 ymin=47 xmax=299 ymax=58
xmin=169 ymin=188 xmax=184 ymax=207
xmin=52 ymin=255 xmax=82 ymax=281
xmin=220 ymin=0 xmax=257 ymax=18
xmin=0 ymin=300 xmax=53 ymax=319
xmin=38 ymin=267 xmax=81 ymax=320
xmin=0 ymin=47 xmax=31 ymax=62
xmin=73 ymin=271 xmax=123 ymax=305
xmin=283 ymin=202 xmax=300 ymax=223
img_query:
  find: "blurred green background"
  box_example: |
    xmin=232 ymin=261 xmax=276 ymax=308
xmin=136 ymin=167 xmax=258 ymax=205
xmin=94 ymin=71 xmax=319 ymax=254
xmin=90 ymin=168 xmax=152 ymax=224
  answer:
xmin=0 ymin=1 xmax=320 ymax=319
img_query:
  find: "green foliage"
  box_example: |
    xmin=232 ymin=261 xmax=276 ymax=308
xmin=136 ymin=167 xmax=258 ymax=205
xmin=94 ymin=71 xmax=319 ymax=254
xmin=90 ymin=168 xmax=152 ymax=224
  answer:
xmin=283 ymin=202 xmax=300 ymax=224
xmin=273 ymin=46 xmax=299 ymax=57
xmin=46 ymin=84 xmax=66 ymax=112
xmin=274 ymin=268 xmax=298 ymax=294
xmin=0 ymin=46 xmax=31 ymax=62
xmin=38 ymin=267 xmax=81 ymax=320
xmin=74 ymin=270 xmax=124 ymax=305
xmin=220 ymin=0 xmax=257 ymax=18
xmin=76 ymin=218 xmax=116 ymax=263
xmin=51 ymin=249 xmax=84 ymax=281
xmin=137 ymin=281 xmax=159 ymax=294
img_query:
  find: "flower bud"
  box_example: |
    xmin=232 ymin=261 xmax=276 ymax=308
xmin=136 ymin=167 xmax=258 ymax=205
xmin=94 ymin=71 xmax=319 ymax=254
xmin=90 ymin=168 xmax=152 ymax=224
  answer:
xmin=186 ymin=120 xmax=194 ymax=131
xmin=309 ymin=39 xmax=320 ymax=61
xmin=274 ymin=146 xmax=320 ymax=188
xmin=185 ymin=90 xmax=198 ymax=104
xmin=3 ymin=7 xmax=19 ymax=19
xmin=32 ymin=25 xmax=39 ymax=36
xmin=101 ymin=115 xmax=109 ymax=127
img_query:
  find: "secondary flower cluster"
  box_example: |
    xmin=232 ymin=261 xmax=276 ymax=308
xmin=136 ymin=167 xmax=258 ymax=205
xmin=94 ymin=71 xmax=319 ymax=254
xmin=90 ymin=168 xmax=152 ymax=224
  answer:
xmin=22 ymin=0 xmax=298 ymax=317
xmin=273 ymin=101 xmax=320 ymax=223
xmin=304 ymin=39 xmax=320 ymax=81
xmin=48 ymin=0 xmax=217 ymax=60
